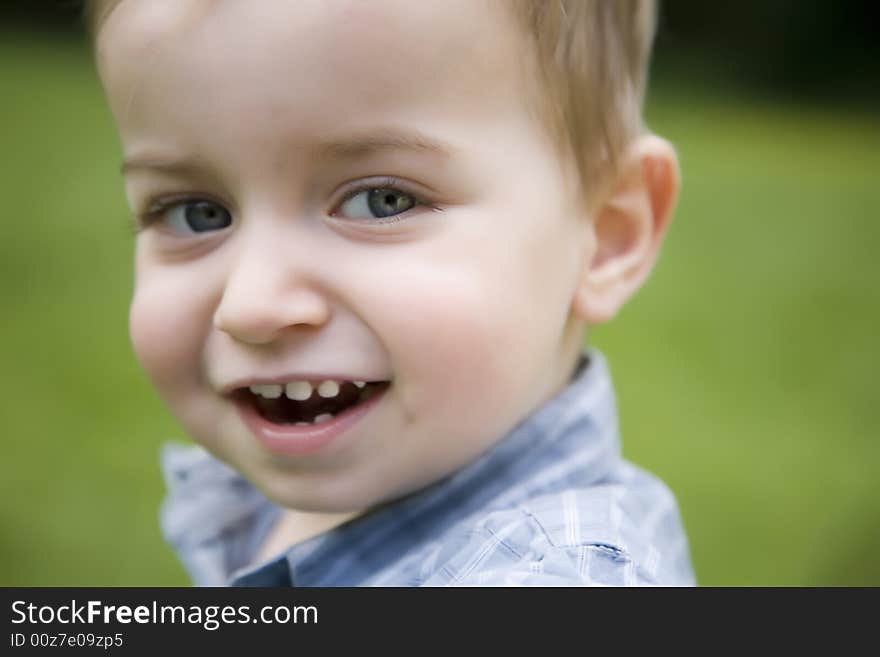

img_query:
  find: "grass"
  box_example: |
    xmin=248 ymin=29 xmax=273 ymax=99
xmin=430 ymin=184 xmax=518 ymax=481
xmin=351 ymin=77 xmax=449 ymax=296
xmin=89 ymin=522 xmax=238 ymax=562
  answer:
xmin=1 ymin=31 xmax=878 ymax=586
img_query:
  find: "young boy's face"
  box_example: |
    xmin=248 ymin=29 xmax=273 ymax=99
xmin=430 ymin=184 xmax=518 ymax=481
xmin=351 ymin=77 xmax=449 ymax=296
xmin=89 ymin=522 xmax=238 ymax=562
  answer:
xmin=100 ymin=0 xmax=594 ymax=512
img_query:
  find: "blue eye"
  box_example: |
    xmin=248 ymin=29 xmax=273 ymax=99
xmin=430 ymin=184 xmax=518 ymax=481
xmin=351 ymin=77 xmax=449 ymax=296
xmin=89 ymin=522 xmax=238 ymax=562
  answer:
xmin=338 ymin=187 xmax=417 ymax=220
xmin=164 ymin=200 xmax=232 ymax=234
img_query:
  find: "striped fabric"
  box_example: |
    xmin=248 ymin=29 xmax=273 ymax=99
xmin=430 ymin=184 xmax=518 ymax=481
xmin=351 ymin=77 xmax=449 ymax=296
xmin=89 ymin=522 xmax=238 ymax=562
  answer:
xmin=160 ymin=350 xmax=696 ymax=586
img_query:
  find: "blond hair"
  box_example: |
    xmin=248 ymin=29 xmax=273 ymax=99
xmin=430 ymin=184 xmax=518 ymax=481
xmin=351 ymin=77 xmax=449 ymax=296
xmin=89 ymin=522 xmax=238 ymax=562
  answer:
xmin=85 ymin=0 xmax=656 ymax=199
xmin=508 ymin=1 xmax=657 ymax=199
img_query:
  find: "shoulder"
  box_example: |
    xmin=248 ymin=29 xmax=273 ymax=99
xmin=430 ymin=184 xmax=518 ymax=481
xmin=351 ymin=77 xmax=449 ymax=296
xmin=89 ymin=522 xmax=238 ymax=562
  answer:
xmin=420 ymin=465 xmax=695 ymax=586
xmin=159 ymin=443 xmax=275 ymax=585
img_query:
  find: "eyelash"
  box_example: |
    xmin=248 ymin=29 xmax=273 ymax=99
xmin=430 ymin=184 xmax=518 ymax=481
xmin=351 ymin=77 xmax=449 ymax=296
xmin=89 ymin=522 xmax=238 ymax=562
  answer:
xmin=132 ymin=193 xmax=209 ymax=234
xmin=331 ymin=177 xmax=430 ymax=224
xmin=132 ymin=177 xmax=431 ymax=234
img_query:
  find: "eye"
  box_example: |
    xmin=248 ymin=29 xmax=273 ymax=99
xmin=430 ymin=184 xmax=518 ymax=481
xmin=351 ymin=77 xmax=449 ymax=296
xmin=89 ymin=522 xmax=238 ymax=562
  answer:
xmin=337 ymin=186 xmax=417 ymax=221
xmin=160 ymin=200 xmax=232 ymax=234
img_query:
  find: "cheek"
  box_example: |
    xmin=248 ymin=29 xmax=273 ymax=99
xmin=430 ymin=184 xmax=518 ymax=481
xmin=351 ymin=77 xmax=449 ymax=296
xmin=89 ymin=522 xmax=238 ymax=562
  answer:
xmin=128 ymin=268 xmax=208 ymax=403
xmin=128 ymin=259 xmax=235 ymax=455
xmin=377 ymin=216 xmax=582 ymax=428
xmin=364 ymin=248 xmax=552 ymax=429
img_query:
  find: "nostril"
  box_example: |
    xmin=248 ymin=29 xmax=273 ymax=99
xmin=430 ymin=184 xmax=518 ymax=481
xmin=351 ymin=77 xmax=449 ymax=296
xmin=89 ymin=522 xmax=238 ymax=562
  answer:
xmin=213 ymin=310 xmax=281 ymax=345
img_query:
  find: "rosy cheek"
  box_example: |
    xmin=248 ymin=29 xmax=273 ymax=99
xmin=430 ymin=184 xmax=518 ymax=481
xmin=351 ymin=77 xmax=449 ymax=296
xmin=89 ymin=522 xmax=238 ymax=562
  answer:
xmin=368 ymin=267 xmax=519 ymax=425
xmin=129 ymin=279 xmax=201 ymax=398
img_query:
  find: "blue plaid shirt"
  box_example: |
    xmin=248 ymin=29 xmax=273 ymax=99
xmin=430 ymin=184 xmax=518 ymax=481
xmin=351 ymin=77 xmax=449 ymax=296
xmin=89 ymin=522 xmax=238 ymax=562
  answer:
xmin=160 ymin=350 xmax=696 ymax=586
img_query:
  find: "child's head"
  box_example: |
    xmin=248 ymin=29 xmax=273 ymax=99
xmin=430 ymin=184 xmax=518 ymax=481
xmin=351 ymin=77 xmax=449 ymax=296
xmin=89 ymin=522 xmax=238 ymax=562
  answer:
xmin=90 ymin=0 xmax=679 ymax=513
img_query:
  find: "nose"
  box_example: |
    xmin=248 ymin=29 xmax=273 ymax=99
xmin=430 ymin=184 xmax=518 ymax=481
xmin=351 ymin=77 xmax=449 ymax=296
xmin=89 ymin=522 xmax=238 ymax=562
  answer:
xmin=213 ymin=233 xmax=333 ymax=345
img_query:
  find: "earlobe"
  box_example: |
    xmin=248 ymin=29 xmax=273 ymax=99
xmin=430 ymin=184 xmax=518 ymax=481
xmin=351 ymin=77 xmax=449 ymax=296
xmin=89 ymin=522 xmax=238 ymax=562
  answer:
xmin=572 ymin=134 xmax=680 ymax=325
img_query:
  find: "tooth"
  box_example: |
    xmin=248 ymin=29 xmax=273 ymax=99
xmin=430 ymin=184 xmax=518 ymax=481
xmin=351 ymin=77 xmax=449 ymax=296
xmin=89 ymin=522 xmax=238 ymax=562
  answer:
xmin=313 ymin=413 xmax=334 ymax=424
xmin=317 ymin=380 xmax=341 ymax=398
xmin=285 ymin=381 xmax=313 ymax=401
xmin=261 ymin=384 xmax=282 ymax=399
xmin=294 ymin=422 xmax=310 ymax=426
xmin=354 ymin=381 xmax=366 ymax=388
xmin=249 ymin=384 xmax=282 ymax=398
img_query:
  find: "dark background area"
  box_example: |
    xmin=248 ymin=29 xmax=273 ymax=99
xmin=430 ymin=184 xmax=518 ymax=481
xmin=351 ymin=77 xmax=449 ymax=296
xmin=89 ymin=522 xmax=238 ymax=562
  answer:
xmin=655 ymin=1 xmax=879 ymax=105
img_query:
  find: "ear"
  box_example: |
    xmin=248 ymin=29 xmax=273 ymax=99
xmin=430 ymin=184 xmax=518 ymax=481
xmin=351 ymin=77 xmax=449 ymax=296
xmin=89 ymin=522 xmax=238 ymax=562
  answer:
xmin=572 ymin=134 xmax=680 ymax=325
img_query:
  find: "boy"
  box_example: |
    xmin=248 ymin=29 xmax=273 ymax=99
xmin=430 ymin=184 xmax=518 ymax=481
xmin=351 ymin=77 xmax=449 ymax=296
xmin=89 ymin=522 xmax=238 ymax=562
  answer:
xmin=88 ymin=0 xmax=695 ymax=586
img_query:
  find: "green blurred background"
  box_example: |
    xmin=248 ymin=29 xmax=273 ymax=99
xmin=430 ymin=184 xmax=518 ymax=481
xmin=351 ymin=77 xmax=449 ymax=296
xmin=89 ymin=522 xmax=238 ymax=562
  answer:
xmin=2 ymin=2 xmax=878 ymax=586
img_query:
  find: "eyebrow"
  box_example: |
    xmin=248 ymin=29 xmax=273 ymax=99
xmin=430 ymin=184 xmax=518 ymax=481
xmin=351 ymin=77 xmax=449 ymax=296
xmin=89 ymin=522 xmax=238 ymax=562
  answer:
xmin=120 ymin=159 xmax=201 ymax=176
xmin=313 ymin=128 xmax=456 ymax=161
xmin=120 ymin=128 xmax=455 ymax=175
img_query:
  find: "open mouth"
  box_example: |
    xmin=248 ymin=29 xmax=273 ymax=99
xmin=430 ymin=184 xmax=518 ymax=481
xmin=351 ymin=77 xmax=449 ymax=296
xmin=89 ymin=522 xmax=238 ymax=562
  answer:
xmin=235 ymin=380 xmax=390 ymax=426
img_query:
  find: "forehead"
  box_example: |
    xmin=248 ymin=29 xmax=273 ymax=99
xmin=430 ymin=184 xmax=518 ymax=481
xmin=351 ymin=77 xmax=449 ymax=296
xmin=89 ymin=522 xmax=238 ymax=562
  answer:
xmin=97 ymin=0 xmax=533 ymax=157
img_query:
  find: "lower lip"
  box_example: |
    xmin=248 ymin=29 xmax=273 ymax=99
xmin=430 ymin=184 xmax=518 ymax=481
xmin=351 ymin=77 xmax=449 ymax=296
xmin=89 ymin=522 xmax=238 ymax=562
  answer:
xmin=235 ymin=386 xmax=388 ymax=456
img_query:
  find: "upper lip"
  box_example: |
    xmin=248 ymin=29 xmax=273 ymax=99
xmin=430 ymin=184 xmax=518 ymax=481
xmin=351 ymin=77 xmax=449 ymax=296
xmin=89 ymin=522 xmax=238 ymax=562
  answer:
xmin=220 ymin=374 xmax=389 ymax=396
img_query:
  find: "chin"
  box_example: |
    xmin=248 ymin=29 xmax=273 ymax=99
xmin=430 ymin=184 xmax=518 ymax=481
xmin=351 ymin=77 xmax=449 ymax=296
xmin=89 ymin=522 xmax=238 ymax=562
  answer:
xmin=252 ymin=470 xmax=382 ymax=514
